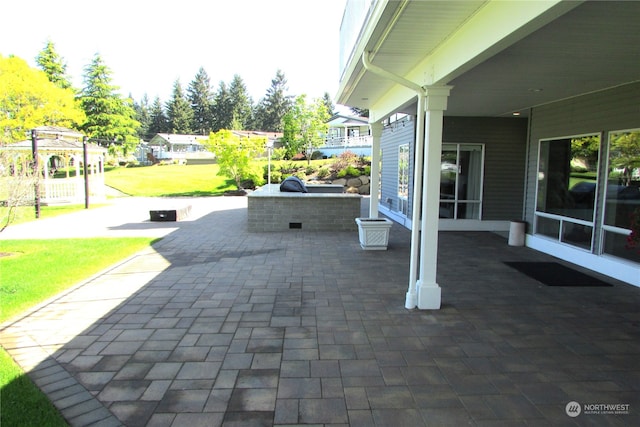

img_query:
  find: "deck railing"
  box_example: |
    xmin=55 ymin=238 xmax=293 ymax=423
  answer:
xmin=324 ymin=135 xmax=372 ymax=147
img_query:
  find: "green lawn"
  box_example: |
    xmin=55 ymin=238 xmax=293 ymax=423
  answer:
xmin=0 ymin=238 xmax=157 ymax=323
xmin=0 ymin=348 xmax=68 ymax=427
xmin=104 ymin=163 xmax=236 ymax=196
xmin=0 ymin=237 xmax=157 ymax=426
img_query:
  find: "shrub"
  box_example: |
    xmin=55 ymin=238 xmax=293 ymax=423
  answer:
xmin=337 ymin=166 xmax=360 ymax=178
xmin=293 ymin=171 xmax=307 ymax=181
xmin=333 ymin=150 xmax=358 ymax=170
xmin=263 ymin=164 xmax=283 ymax=183
xmin=271 ymin=147 xmax=287 ymax=161
xmin=344 ymin=165 xmax=361 ymax=177
xmin=311 ymin=151 xmax=324 ymax=160
xmin=305 ymin=165 xmax=317 ymax=175
xmin=279 ymin=162 xmax=298 ymax=174
xmin=269 ymin=170 xmax=282 ymax=183
xmin=363 ymin=165 xmax=371 ymax=176
xmin=317 ymin=167 xmax=330 ymax=179
xmin=239 ymin=163 xmax=265 ymax=189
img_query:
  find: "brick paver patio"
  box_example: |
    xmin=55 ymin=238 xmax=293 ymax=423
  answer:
xmin=1 ymin=196 xmax=639 ymax=426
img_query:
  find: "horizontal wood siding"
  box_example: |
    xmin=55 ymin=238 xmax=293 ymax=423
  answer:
xmin=525 ymin=82 xmax=640 ymax=223
xmin=443 ymin=117 xmax=529 ymax=221
xmin=380 ymin=118 xmax=415 ymax=217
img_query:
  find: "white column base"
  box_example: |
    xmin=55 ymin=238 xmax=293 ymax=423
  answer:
xmin=416 ymin=280 xmax=441 ymax=310
xmin=405 ymin=290 xmax=417 ymax=309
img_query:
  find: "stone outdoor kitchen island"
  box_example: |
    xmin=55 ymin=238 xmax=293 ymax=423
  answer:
xmin=247 ymin=184 xmax=362 ymax=232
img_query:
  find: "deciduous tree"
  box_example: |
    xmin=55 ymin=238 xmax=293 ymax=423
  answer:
xmin=281 ymin=94 xmax=330 ymax=162
xmin=205 ymin=129 xmax=266 ymax=190
xmin=0 ymin=55 xmax=85 ymax=142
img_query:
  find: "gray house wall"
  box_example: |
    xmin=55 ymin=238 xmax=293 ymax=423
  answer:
xmin=443 ymin=117 xmax=528 ymax=221
xmin=380 ymin=117 xmax=415 ymax=218
xmin=524 ymin=81 xmax=640 ymax=225
xmin=379 ymin=115 xmax=528 ymax=225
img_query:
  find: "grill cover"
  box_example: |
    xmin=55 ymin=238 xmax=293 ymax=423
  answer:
xmin=279 ymin=176 xmax=308 ymax=193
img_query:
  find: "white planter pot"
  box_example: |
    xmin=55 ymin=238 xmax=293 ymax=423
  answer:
xmin=355 ymin=217 xmax=393 ymax=250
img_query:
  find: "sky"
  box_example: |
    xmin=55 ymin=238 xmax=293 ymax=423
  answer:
xmin=1 ymin=0 xmax=347 ymax=105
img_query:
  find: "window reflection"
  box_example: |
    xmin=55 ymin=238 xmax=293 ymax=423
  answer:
xmin=537 ymin=135 xmax=600 ymax=222
xmin=440 ymin=144 xmax=483 ymax=219
xmin=398 ymin=144 xmax=409 ymax=215
xmin=603 ymin=130 xmax=640 ymax=262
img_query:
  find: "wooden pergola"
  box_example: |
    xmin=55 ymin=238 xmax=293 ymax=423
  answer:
xmin=2 ymin=126 xmax=107 ymax=205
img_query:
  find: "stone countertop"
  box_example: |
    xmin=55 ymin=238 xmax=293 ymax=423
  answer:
xmin=249 ymin=184 xmax=362 ymax=198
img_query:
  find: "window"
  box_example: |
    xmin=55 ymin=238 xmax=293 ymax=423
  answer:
xmin=535 ymin=135 xmax=600 ymax=250
xmin=398 ymin=144 xmax=409 ymax=215
xmin=439 ymin=144 xmax=484 ymax=219
xmin=602 ymin=129 xmax=640 ymax=262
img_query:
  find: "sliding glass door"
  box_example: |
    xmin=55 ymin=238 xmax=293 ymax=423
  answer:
xmin=440 ymin=144 xmax=484 ymax=219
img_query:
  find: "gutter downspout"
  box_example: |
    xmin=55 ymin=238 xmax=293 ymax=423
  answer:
xmin=362 ymin=51 xmax=424 ymax=309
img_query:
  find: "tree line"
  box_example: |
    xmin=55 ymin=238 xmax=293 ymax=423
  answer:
xmin=0 ymin=40 xmax=336 ymax=157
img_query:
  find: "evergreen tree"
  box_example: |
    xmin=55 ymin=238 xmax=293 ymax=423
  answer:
xmin=322 ymin=92 xmax=335 ymax=117
xmin=212 ymin=81 xmax=233 ymax=132
xmin=228 ymin=74 xmax=253 ymax=130
xmin=148 ymin=96 xmax=169 ymax=136
xmin=166 ymin=79 xmax=193 ymax=134
xmin=350 ymin=106 xmax=369 ymax=118
xmin=255 ymin=69 xmax=291 ymax=132
xmin=188 ymin=67 xmax=213 ymax=135
xmin=133 ymin=93 xmax=152 ymax=140
xmin=35 ymin=39 xmax=72 ymax=90
xmin=79 ymin=53 xmax=139 ymax=155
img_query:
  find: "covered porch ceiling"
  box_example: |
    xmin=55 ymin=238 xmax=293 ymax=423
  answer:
xmin=337 ymin=0 xmax=640 ymax=118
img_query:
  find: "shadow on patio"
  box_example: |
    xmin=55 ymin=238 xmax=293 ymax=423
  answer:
xmin=1 ymin=197 xmax=639 ymax=426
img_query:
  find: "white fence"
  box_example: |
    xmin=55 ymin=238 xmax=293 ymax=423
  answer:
xmin=40 ymin=177 xmax=106 ymax=205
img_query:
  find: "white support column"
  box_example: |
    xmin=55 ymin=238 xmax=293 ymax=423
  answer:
xmin=368 ymin=121 xmax=383 ymax=218
xmin=416 ymin=86 xmax=451 ymax=310
xmin=406 ymin=94 xmax=425 ymax=309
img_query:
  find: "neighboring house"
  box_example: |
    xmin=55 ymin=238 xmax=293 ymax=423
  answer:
xmin=2 ymin=126 xmax=107 ymax=205
xmin=231 ymin=130 xmax=282 ymax=151
xmin=336 ymin=0 xmax=640 ymax=308
xmin=147 ymin=134 xmax=213 ymax=162
xmin=146 ymin=132 xmax=281 ymax=163
xmin=323 ymin=113 xmax=371 ymax=157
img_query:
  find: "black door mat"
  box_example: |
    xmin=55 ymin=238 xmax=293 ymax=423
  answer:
xmin=504 ymin=262 xmax=613 ymax=287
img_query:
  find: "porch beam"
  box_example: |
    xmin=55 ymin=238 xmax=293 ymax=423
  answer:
xmin=409 ymin=0 xmax=581 ymax=86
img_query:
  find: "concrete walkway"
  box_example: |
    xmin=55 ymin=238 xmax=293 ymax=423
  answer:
xmin=1 ymin=196 xmax=639 ymax=426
